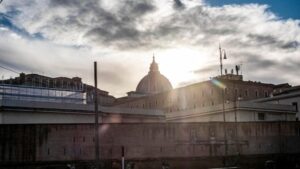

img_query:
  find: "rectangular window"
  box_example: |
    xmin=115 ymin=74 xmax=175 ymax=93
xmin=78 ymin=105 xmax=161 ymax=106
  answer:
xmin=264 ymin=91 xmax=268 ymax=97
xmin=258 ymin=113 xmax=265 ymax=120
xmin=292 ymin=102 xmax=298 ymax=112
xmin=245 ymin=90 xmax=248 ymax=97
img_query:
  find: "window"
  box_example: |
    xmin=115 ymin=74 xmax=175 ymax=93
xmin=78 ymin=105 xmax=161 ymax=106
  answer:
xmin=258 ymin=113 xmax=265 ymax=120
xmin=255 ymin=91 xmax=258 ymax=97
xmin=264 ymin=91 xmax=268 ymax=97
xmin=292 ymin=102 xmax=298 ymax=112
xmin=245 ymin=90 xmax=248 ymax=97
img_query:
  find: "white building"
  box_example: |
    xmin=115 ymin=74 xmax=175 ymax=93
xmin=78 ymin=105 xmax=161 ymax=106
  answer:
xmin=166 ymin=101 xmax=297 ymax=122
xmin=254 ymin=85 xmax=300 ymax=120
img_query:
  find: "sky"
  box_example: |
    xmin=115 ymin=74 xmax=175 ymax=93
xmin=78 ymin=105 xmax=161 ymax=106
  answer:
xmin=0 ymin=0 xmax=299 ymax=97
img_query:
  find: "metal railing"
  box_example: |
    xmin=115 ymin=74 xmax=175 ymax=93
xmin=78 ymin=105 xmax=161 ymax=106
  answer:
xmin=0 ymin=84 xmax=86 ymax=104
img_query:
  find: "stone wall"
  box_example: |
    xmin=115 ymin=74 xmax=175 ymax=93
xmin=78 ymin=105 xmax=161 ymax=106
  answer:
xmin=1 ymin=122 xmax=300 ymax=168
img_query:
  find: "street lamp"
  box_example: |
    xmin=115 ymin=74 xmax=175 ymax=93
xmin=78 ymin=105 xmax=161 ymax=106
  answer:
xmin=219 ymin=44 xmax=227 ymax=76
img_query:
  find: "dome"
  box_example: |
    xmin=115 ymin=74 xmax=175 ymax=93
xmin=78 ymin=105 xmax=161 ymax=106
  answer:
xmin=136 ymin=56 xmax=173 ymax=94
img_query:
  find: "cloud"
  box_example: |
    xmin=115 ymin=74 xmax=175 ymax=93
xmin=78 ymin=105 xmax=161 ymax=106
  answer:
xmin=0 ymin=0 xmax=300 ymax=96
xmin=193 ymin=66 xmax=216 ymax=75
xmin=247 ymin=33 xmax=299 ymax=50
xmin=173 ymin=0 xmax=185 ymax=10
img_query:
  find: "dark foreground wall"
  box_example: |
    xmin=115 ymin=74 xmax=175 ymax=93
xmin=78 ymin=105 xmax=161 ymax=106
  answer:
xmin=1 ymin=122 xmax=300 ymax=169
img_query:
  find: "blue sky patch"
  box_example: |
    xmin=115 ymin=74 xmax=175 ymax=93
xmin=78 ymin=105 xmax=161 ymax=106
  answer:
xmin=206 ymin=0 xmax=300 ymax=20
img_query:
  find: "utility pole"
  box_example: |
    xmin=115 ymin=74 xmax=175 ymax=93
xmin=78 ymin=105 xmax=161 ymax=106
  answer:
xmin=94 ymin=61 xmax=100 ymax=169
xmin=219 ymin=44 xmax=223 ymax=76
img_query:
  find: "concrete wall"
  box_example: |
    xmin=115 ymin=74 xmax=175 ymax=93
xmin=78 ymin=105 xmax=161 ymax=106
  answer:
xmin=1 ymin=122 xmax=300 ymax=167
xmin=0 ymin=111 xmax=164 ymax=124
xmin=167 ymin=111 xmax=295 ymax=122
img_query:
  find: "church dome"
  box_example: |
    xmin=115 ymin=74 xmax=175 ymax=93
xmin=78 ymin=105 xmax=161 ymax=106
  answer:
xmin=136 ymin=56 xmax=173 ymax=94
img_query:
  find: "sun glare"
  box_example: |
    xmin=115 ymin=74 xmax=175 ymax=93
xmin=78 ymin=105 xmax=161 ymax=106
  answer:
xmin=157 ymin=48 xmax=212 ymax=87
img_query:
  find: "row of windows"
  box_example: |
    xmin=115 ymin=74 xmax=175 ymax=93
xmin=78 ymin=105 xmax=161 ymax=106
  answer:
xmin=47 ymin=147 xmax=83 ymax=156
xmin=127 ymin=88 xmax=271 ymax=109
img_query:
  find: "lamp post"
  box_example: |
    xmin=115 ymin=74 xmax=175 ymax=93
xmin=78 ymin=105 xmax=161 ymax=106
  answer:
xmin=219 ymin=44 xmax=228 ymax=166
xmin=219 ymin=44 xmax=227 ymax=76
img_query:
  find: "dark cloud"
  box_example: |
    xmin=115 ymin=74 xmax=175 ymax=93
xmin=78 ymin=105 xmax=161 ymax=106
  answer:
xmin=40 ymin=1 xmax=283 ymax=52
xmin=131 ymin=2 xmax=156 ymax=15
xmin=235 ymin=52 xmax=300 ymax=75
xmin=243 ymin=52 xmax=277 ymax=68
xmin=193 ymin=66 xmax=216 ymax=74
xmin=247 ymin=33 xmax=299 ymax=50
xmin=247 ymin=34 xmax=277 ymax=45
xmin=49 ymin=0 xmax=92 ymax=7
xmin=281 ymin=41 xmax=299 ymax=49
xmin=173 ymin=0 xmax=185 ymax=10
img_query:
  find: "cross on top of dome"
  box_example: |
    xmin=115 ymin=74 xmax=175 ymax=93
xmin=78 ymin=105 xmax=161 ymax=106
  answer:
xmin=150 ymin=54 xmax=159 ymax=72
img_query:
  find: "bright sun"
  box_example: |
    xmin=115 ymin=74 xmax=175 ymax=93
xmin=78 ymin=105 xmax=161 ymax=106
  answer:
xmin=157 ymin=48 xmax=214 ymax=88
